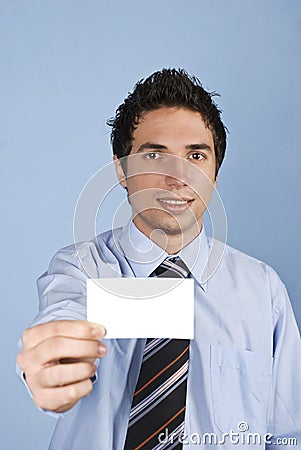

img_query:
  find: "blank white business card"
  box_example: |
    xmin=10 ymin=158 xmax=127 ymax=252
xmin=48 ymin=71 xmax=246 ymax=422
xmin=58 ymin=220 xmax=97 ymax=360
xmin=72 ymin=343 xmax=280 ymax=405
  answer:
xmin=87 ymin=278 xmax=194 ymax=339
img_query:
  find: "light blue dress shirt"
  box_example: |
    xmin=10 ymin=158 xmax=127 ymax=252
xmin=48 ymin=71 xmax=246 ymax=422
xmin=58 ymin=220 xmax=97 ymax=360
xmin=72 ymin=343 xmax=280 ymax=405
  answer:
xmin=18 ymin=223 xmax=301 ymax=449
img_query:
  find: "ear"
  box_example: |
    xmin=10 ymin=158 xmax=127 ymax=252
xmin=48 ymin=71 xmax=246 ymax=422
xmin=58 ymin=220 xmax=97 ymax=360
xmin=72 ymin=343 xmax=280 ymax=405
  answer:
xmin=113 ymin=155 xmax=127 ymax=189
xmin=213 ymin=175 xmax=218 ymax=190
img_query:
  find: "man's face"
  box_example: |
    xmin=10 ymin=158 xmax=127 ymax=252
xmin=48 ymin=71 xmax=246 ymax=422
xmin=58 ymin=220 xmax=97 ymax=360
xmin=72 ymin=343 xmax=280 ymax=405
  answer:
xmin=115 ymin=107 xmax=217 ymax=242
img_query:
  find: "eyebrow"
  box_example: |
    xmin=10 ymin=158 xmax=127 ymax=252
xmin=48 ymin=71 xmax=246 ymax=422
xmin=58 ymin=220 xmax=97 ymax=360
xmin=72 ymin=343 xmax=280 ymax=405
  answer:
xmin=136 ymin=142 xmax=212 ymax=153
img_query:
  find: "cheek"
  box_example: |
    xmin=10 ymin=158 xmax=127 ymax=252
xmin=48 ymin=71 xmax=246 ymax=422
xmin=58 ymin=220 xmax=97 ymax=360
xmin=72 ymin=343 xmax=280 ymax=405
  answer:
xmin=127 ymin=174 xmax=160 ymax=194
xmin=189 ymin=172 xmax=215 ymax=204
xmin=126 ymin=176 xmax=163 ymax=211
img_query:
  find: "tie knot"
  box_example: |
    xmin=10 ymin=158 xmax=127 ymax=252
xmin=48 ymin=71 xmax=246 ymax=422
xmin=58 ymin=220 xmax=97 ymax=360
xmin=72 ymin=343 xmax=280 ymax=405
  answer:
xmin=153 ymin=257 xmax=190 ymax=278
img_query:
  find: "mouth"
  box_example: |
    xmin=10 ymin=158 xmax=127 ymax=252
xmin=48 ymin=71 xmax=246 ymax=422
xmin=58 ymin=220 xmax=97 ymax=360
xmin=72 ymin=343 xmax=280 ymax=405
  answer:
xmin=157 ymin=197 xmax=193 ymax=213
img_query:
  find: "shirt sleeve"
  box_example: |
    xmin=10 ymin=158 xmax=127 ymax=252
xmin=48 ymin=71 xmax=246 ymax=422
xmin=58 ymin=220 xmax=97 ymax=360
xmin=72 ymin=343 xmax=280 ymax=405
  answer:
xmin=16 ymin=242 xmax=105 ymax=413
xmin=267 ymin=267 xmax=301 ymax=446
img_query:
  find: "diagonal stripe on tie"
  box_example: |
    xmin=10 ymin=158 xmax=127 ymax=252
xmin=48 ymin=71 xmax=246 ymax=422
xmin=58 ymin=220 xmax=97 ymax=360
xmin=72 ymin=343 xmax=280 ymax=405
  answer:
xmin=129 ymin=351 xmax=189 ymax=425
xmin=124 ymin=257 xmax=190 ymax=450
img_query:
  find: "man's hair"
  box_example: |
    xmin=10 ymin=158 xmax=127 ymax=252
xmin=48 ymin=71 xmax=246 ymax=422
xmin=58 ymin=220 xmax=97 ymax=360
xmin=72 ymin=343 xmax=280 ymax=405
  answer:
xmin=107 ymin=68 xmax=227 ymax=177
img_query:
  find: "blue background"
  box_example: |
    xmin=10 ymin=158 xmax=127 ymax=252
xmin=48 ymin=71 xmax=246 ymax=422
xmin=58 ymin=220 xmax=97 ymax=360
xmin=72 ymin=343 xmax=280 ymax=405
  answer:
xmin=1 ymin=1 xmax=300 ymax=448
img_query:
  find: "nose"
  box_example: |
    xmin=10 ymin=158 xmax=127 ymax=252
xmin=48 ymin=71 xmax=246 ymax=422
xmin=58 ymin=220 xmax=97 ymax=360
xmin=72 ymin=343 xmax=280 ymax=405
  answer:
xmin=164 ymin=156 xmax=191 ymax=187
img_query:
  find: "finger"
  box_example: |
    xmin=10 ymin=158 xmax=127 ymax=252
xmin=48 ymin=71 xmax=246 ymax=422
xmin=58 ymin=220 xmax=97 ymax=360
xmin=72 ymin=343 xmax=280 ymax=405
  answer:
xmin=34 ymin=379 xmax=93 ymax=413
xmin=28 ymin=336 xmax=107 ymax=366
xmin=38 ymin=362 xmax=97 ymax=388
xmin=22 ymin=320 xmax=106 ymax=349
xmin=58 ymin=357 xmax=96 ymax=365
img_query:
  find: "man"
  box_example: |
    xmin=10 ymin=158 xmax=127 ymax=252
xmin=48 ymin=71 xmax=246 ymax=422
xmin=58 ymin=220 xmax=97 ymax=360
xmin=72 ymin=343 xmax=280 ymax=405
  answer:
xmin=17 ymin=69 xmax=301 ymax=449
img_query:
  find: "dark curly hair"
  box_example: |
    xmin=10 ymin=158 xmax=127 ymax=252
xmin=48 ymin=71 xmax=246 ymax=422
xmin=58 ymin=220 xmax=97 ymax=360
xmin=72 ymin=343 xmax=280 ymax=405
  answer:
xmin=107 ymin=68 xmax=227 ymax=177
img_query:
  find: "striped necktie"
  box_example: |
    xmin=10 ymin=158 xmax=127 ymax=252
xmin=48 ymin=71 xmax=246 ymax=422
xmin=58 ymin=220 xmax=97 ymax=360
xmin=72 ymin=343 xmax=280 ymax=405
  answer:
xmin=124 ymin=257 xmax=190 ymax=450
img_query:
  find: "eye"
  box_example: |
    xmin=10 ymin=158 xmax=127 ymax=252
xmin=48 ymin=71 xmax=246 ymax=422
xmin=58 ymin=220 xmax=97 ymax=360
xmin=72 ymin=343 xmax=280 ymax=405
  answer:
xmin=188 ymin=152 xmax=205 ymax=161
xmin=144 ymin=152 xmax=162 ymax=160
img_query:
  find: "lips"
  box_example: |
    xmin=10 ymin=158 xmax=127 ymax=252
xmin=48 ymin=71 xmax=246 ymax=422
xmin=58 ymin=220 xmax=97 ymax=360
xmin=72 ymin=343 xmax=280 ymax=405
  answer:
xmin=157 ymin=197 xmax=193 ymax=213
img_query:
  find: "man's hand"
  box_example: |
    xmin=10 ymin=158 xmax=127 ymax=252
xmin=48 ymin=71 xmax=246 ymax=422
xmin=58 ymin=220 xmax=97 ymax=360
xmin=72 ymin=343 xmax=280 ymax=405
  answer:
xmin=17 ymin=320 xmax=107 ymax=413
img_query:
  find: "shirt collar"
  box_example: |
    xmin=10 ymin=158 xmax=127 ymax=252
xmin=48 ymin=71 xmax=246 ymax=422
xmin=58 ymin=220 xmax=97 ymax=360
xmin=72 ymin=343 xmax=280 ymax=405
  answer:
xmin=119 ymin=221 xmax=209 ymax=291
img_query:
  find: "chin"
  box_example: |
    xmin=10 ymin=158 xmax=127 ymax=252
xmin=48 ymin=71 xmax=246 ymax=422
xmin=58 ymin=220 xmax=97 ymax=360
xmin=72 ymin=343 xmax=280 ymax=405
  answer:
xmin=136 ymin=209 xmax=202 ymax=237
xmin=151 ymin=217 xmax=198 ymax=236
xmin=156 ymin=224 xmax=183 ymax=235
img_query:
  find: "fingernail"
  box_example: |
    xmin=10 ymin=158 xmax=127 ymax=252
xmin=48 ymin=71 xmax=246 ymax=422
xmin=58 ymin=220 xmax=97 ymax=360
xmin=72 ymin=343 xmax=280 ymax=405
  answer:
xmin=91 ymin=325 xmax=106 ymax=338
xmin=97 ymin=344 xmax=107 ymax=356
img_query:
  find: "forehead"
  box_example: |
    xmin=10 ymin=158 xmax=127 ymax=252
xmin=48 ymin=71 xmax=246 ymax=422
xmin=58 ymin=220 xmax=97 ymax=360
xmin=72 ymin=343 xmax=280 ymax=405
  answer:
xmin=132 ymin=107 xmax=214 ymax=145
